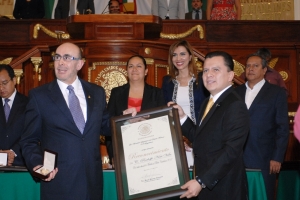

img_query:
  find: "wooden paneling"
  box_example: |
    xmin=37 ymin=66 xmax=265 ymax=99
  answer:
xmin=0 ymin=17 xmax=299 ymax=162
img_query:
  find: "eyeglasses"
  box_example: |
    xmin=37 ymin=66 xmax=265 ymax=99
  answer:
xmin=53 ymin=54 xmax=81 ymax=62
xmin=0 ymin=80 xmax=11 ymax=87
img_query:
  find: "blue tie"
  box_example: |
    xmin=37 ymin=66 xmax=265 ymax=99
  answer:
xmin=67 ymin=85 xmax=85 ymax=134
xmin=4 ymin=98 xmax=10 ymax=122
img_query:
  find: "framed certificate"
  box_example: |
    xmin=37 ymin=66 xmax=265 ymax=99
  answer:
xmin=111 ymin=106 xmax=190 ymax=200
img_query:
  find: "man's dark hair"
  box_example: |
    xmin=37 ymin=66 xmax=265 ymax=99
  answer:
xmin=247 ymin=53 xmax=268 ymax=69
xmin=205 ymin=51 xmax=234 ymax=71
xmin=0 ymin=64 xmax=15 ymax=79
xmin=256 ymin=48 xmax=271 ymax=61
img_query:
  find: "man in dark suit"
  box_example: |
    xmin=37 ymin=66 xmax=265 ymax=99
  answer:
xmin=20 ymin=43 xmax=110 ymax=200
xmin=0 ymin=64 xmax=28 ymax=166
xmin=173 ymin=51 xmax=249 ymax=199
xmin=185 ymin=0 xmax=207 ymax=20
xmin=54 ymin=0 xmax=94 ymax=19
xmin=235 ymin=53 xmax=289 ymax=200
xmin=13 ymin=0 xmax=45 ymax=19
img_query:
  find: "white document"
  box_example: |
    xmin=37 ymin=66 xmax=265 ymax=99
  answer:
xmin=0 ymin=153 xmax=7 ymax=166
xmin=121 ymin=115 xmax=179 ymax=195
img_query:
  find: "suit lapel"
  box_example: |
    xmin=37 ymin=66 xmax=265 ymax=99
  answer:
xmin=47 ymin=81 xmax=81 ymax=135
xmin=198 ymin=87 xmax=233 ymax=133
xmin=6 ymin=93 xmax=21 ymax=126
xmin=248 ymin=81 xmax=269 ymax=113
xmin=141 ymin=83 xmax=150 ymax=110
xmin=0 ymin=99 xmax=6 ymax=125
xmin=80 ymin=79 xmax=93 ymax=134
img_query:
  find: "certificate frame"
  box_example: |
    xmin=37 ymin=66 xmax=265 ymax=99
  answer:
xmin=111 ymin=105 xmax=190 ymax=200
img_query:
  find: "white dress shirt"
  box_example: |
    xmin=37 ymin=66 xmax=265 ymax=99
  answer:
xmin=57 ymin=77 xmax=87 ymax=122
xmin=245 ymin=79 xmax=265 ymax=109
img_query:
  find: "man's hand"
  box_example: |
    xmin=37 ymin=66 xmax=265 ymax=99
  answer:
xmin=167 ymin=102 xmax=186 ymax=119
xmin=270 ymin=160 xmax=281 ymax=174
xmin=34 ymin=165 xmax=59 ymax=181
xmin=0 ymin=150 xmax=15 ymax=166
xmin=180 ymin=180 xmax=202 ymax=199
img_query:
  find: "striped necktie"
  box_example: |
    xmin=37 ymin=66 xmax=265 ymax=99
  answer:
xmin=3 ymin=98 xmax=10 ymax=122
xmin=67 ymin=85 xmax=85 ymax=134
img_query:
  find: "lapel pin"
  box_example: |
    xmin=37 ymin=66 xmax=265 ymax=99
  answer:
xmin=88 ymin=95 xmax=91 ymax=99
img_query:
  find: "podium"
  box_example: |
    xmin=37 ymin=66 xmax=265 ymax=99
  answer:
xmin=67 ymin=14 xmax=162 ymax=40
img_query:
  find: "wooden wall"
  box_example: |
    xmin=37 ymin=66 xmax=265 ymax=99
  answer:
xmin=0 ymin=17 xmax=299 ymax=161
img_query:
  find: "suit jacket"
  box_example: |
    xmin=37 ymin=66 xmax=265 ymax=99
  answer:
xmin=20 ymin=79 xmax=110 ymax=200
xmin=106 ymin=83 xmax=165 ymax=161
xmin=54 ymin=0 xmax=95 ymax=19
xmin=151 ymin=0 xmax=185 ymax=19
xmin=181 ymin=87 xmax=249 ymax=199
xmin=162 ymin=73 xmax=208 ymax=124
xmin=0 ymin=92 xmax=28 ymax=166
xmin=235 ymin=81 xmax=289 ymax=170
xmin=185 ymin=10 xmax=207 ymax=20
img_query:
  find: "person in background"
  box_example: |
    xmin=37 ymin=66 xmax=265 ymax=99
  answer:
xmin=151 ymin=0 xmax=185 ymax=19
xmin=239 ymin=48 xmax=288 ymax=95
xmin=235 ymin=53 xmax=289 ymax=200
xmin=171 ymin=51 xmax=249 ymax=199
xmin=162 ymin=40 xmax=208 ymax=169
xmin=109 ymin=0 xmax=121 ymax=14
xmin=185 ymin=0 xmax=207 ymax=20
xmin=106 ymin=55 xmax=165 ymax=166
xmin=20 ymin=42 xmax=110 ymax=199
xmin=0 ymin=64 xmax=28 ymax=166
xmin=294 ymin=105 xmax=300 ymax=142
xmin=13 ymin=0 xmax=45 ymax=19
xmin=54 ymin=0 xmax=94 ymax=19
xmin=206 ymin=0 xmax=241 ymax=20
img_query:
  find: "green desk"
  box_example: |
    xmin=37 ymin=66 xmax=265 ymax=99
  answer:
xmin=0 ymin=170 xmax=267 ymax=200
xmin=276 ymin=170 xmax=300 ymax=200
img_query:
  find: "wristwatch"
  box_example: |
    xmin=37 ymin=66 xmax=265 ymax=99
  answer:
xmin=195 ymin=176 xmax=206 ymax=189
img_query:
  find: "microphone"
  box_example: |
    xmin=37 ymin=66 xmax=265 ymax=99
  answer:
xmin=122 ymin=3 xmax=128 ymax=14
xmin=101 ymin=2 xmax=110 ymax=14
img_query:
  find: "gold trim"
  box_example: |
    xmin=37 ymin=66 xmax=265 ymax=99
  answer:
xmin=13 ymin=69 xmax=23 ymax=85
xmin=155 ymin=64 xmax=169 ymax=87
xmin=160 ymin=25 xmax=204 ymax=40
xmin=31 ymin=57 xmax=43 ymax=81
xmin=279 ymin=71 xmax=288 ymax=81
xmin=0 ymin=57 xmax=13 ymax=64
xmin=233 ymin=60 xmax=246 ymax=77
xmin=145 ymin=58 xmax=154 ymax=65
xmin=145 ymin=48 xmax=151 ymax=55
xmin=89 ymin=61 xmax=127 ymax=82
xmin=33 ymin=24 xmax=70 ymax=39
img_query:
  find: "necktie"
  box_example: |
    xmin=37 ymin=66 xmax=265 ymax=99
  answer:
xmin=70 ymin=0 xmax=76 ymax=15
xmin=202 ymin=97 xmax=214 ymax=120
xmin=195 ymin=10 xmax=199 ymax=20
xmin=67 ymin=85 xmax=85 ymax=134
xmin=3 ymin=98 xmax=10 ymax=122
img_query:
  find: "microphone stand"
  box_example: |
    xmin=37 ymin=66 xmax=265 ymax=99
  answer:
xmin=122 ymin=2 xmax=128 ymax=14
xmin=101 ymin=3 xmax=109 ymax=14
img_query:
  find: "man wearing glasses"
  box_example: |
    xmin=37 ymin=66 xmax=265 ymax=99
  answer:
xmin=20 ymin=42 xmax=111 ymax=200
xmin=0 ymin=64 xmax=28 ymax=166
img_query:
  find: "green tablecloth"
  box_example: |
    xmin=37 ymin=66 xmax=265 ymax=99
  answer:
xmin=276 ymin=170 xmax=300 ymax=200
xmin=246 ymin=171 xmax=267 ymax=200
xmin=0 ymin=170 xmax=268 ymax=200
xmin=0 ymin=172 xmax=40 ymax=200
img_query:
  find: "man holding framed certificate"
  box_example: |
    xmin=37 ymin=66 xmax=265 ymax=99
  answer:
xmin=172 ymin=51 xmax=250 ymax=199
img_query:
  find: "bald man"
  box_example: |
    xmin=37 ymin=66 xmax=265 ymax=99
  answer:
xmin=20 ymin=42 xmax=110 ymax=200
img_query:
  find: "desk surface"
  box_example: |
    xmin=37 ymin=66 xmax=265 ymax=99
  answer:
xmin=0 ymin=170 xmax=267 ymax=200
